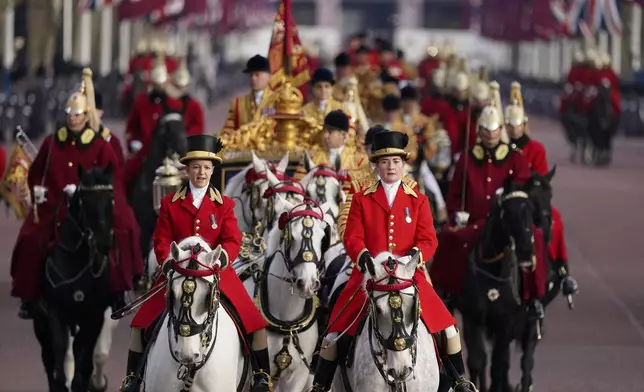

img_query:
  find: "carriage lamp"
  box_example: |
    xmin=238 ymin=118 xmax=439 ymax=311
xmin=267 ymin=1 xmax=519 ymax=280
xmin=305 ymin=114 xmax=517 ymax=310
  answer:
xmin=152 ymin=157 xmax=184 ymax=214
xmin=171 ymin=152 xmax=189 ymax=180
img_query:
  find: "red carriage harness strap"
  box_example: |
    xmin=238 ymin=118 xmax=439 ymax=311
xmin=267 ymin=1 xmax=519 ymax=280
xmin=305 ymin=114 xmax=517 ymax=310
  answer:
xmin=277 ymin=199 xmax=325 ymax=230
xmin=263 ymin=182 xmax=307 ymax=199
xmin=244 ymin=164 xmax=287 ymax=184
xmin=169 ymin=244 xmax=221 ymax=278
xmin=365 ymin=261 xmax=415 ymax=292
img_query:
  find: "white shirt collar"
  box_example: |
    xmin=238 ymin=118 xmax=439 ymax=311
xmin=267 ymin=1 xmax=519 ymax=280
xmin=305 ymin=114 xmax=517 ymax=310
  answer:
xmin=254 ymin=90 xmax=264 ymax=106
xmin=189 ymin=182 xmax=209 ymax=209
xmin=403 ymin=114 xmax=411 ymax=125
xmin=381 ymin=179 xmax=401 ymax=208
xmin=319 ymin=100 xmax=327 ymax=112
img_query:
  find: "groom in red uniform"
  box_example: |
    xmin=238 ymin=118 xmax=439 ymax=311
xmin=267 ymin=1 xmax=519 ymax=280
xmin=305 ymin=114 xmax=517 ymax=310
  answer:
xmin=120 ymin=135 xmax=272 ymax=392
xmin=309 ymin=131 xmax=475 ymax=392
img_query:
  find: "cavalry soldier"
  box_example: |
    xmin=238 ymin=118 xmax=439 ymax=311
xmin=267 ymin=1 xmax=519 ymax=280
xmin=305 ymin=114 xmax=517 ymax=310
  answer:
xmin=417 ymin=44 xmax=441 ymax=89
xmin=220 ymin=55 xmax=275 ymax=135
xmin=294 ymin=110 xmax=368 ymax=188
xmin=430 ymin=88 xmax=532 ymax=307
xmin=171 ymin=57 xmax=206 ymax=135
xmin=505 ymin=82 xmax=578 ymax=302
xmin=354 ymin=45 xmax=380 ymax=86
xmin=13 ymin=69 xmax=141 ymax=319
xmin=120 ymin=135 xmax=272 ymax=392
xmin=446 ymin=60 xmax=472 ymax=157
xmin=421 ymin=62 xmax=459 ymax=151
xmin=94 ymin=90 xmax=125 ymax=167
xmin=124 ymin=52 xmax=186 ymax=189
xmin=451 ymin=76 xmax=492 ymax=160
xmin=310 ymin=131 xmax=476 ymax=392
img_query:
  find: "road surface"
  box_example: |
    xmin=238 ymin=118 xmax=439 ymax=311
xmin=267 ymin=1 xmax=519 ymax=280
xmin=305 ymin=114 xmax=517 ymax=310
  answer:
xmin=0 ymin=106 xmax=642 ymax=392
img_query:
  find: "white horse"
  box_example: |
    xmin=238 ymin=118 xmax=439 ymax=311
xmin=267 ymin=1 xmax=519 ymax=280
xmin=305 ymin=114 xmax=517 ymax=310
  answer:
xmin=298 ymin=152 xmax=347 ymax=226
xmin=64 ymin=309 xmax=119 ymax=392
xmin=144 ymin=236 xmax=249 ymax=392
xmin=244 ymin=194 xmax=332 ymax=391
xmin=224 ymin=151 xmax=290 ymax=233
xmin=332 ymin=252 xmax=440 ymax=392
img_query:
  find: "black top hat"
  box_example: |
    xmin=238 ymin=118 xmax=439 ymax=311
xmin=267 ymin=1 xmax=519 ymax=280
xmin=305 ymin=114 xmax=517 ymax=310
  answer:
xmin=370 ymin=129 xmax=410 ymax=162
xmin=324 ymin=110 xmax=349 ymax=132
xmin=311 ymin=68 xmax=335 ymax=85
xmin=400 ymin=85 xmax=418 ymax=101
xmin=180 ymin=135 xmax=224 ymax=164
xmin=364 ymin=125 xmax=387 ymax=145
xmin=380 ymin=71 xmax=399 ymax=85
xmin=334 ymin=52 xmax=351 ymax=68
xmin=243 ymin=55 xmax=270 ymax=74
xmin=382 ymin=94 xmax=401 ymax=111
xmin=94 ymin=91 xmax=103 ymax=110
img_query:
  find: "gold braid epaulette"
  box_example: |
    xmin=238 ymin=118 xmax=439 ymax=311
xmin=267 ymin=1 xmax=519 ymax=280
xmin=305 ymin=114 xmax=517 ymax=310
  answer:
xmin=337 ymin=195 xmax=353 ymax=241
xmin=402 ymin=175 xmax=418 ymax=190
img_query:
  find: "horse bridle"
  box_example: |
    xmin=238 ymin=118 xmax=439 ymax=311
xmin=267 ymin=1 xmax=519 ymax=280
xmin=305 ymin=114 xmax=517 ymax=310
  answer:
xmin=272 ymin=200 xmax=330 ymax=281
xmin=263 ymin=181 xmax=307 ymax=232
xmin=309 ymin=165 xmax=343 ymax=208
xmin=366 ymin=257 xmax=420 ymax=389
xmin=165 ymin=243 xmax=221 ymax=373
xmin=236 ymin=166 xmax=286 ymax=231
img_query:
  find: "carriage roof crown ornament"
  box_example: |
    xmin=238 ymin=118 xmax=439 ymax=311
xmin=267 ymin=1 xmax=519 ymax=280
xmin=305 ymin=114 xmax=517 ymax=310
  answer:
xmin=505 ymin=81 xmax=526 ymax=128
xmin=275 ymin=79 xmax=303 ymax=115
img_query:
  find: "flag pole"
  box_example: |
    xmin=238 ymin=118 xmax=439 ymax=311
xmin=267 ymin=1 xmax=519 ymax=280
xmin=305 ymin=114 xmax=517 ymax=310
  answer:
xmin=283 ymin=0 xmax=292 ymax=77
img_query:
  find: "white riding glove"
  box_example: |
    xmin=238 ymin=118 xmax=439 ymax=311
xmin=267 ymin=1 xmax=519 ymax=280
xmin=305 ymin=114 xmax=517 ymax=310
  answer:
xmin=63 ymin=184 xmax=77 ymax=197
xmin=129 ymin=140 xmax=143 ymax=153
xmin=33 ymin=185 xmax=48 ymax=205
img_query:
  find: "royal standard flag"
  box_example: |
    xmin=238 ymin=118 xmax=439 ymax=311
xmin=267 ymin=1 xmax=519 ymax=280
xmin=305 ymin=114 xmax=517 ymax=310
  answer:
xmin=267 ymin=0 xmax=310 ymax=91
xmin=0 ymin=144 xmax=33 ymax=220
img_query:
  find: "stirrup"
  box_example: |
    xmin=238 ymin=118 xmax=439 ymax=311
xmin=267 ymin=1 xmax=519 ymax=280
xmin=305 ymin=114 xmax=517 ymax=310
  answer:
xmin=251 ymin=370 xmax=273 ymax=392
xmin=119 ymin=373 xmax=145 ymax=392
xmin=454 ymin=379 xmax=478 ymax=392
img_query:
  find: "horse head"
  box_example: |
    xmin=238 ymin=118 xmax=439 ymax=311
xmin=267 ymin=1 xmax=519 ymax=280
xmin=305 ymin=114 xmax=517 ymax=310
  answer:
xmin=526 ymin=166 xmax=556 ymax=244
xmin=362 ymin=252 xmax=421 ymax=383
xmin=267 ymin=195 xmax=332 ymax=298
xmin=165 ymin=237 xmax=222 ymax=365
xmin=70 ymin=163 xmax=115 ymax=250
xmin=262 ymin=163 xmax=306 ymax=232
xmin=482 ymin=182 xmax=535 ymax=264
xmin=299 ymin=153 xmax=346 ymax=223
xmin=156 ymin=111 xmax=188 ymax=158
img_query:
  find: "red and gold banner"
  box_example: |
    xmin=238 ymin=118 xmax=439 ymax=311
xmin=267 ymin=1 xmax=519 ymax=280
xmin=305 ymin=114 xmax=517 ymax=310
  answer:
xmin=267 ymin=0 xmax=310 ymax=91
xmin=0 ymin=144 xmax=33 ymax=220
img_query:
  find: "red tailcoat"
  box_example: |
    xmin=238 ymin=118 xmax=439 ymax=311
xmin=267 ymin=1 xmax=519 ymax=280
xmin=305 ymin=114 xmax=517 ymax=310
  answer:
xmin=382 ymin=59 xmax=408 ymax=80
xmin=180 ymin=95 xmax=206 ymax=136
xmin=124 ymin=92 xmax=185 ymax=188
xmin=446 ymin=98 xmax=473 ymax=155
xmin=11 ymin=128 xmax=141 ymax=299
xmin=100 ymin=125 xmax=125 ymax=168
xmin=417 ymin=57 xmax=441 ymax=88
xmin=560 ymin=65 xmax=592 ymax=115
xmin=420 ymin=95 xmax=459 ymax=152
xmin=512 ymin=135 xmax=568 ymax=264
xmin=430 ymin=143 xmax=531 ymax=295
xmin=130 ymin=185 xmax=266 ymax=333
xmin=451 ymin=106 xmax=482 ymax=157
xmin=330 ymin=181 xmax=456 ymax=335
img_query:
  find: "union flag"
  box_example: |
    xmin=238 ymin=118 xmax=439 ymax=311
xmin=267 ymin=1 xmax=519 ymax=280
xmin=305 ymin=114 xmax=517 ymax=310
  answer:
xmin=0 ymin=144 xmax=33 ymax=220
xmin=267 ymin=0 xmax=310 ymax=91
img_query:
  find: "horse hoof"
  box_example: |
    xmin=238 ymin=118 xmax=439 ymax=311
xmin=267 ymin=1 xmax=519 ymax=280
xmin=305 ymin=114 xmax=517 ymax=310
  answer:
xmin=514 ymin=384 xmax=533 ymax=392
xmin=88 ymin=375 xmax=108 ymax=392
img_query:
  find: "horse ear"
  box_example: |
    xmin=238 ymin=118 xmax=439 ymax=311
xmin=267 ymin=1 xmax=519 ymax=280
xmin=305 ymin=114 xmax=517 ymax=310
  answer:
xmin=304 ymin=151 xmax=315 ymax=172
xmin=277 ymin=151 xmax=290 ymax=174
xmin=545 ymin=165 xmax=557 ymax=183
xmin=319 ymin=201 xmax=333 ymax=216
xmin=274 ymin=193 xmax=294 ymax=214
xmin=170 ymin=242 xmax=181 ymax=261
xmin=338 ymin=188 xmax=347 ymax=204
xmin=205 ymin=245 xmax=223 ymax=268
xmin=404 ymin=254 xmax=419 ymax=277
xmin=265 ymin=163 xmax=280 ymax=186
xmin=251 ymin=151 xmax=264 ymax=174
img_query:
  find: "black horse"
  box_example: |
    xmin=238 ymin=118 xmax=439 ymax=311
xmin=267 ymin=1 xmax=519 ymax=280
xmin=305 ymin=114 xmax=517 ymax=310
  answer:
xmin=587 ymin=83 xmax=619 ymax=166
xmin=560 ymin=96 xmax=589 ymax=164
xmin=127 ymin=110 xmax=187 ymax=259
xmin=33 ymin=164 xmax=116 ymax=392
xmin=459 ymin=182 xmax=536 ymax=392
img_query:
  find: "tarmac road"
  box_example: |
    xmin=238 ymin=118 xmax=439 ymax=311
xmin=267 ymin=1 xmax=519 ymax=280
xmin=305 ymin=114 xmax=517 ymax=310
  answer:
xmin=0 ymin=106 xmax=642 ymax=392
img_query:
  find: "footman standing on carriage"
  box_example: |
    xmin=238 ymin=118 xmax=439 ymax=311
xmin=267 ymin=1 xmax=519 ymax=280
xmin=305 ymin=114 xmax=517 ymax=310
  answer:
xmin=12 ymin=69 xmax=141 ymax=320
xmin=310 ymin=131 xmax=475 ymax=392
xmin=505 ymin=82 xmax=579 ymax=305
xmin=120 ymin=135 xmax=273 ymax=392
xmin=220 ymin=55 xmax=275 ymax=135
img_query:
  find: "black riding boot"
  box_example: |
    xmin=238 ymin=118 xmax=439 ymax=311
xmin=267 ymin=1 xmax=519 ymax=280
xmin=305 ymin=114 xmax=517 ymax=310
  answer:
xmin=527 ymin=299 xmax=545 ymax=320
xmin=310 ymin=357 xmax=338 ymax=392
xmin=443 ymin=352 xmax=477 ymax=392
xmin=18 ymin=299 xmax=46 ymax=319
xmin=119 ymin=350 xmax=144 ymax=392
xmin=18 ymin=300 xmax=32 ymax=319
xmin=250 ymin=348 xmax=272 ymax=392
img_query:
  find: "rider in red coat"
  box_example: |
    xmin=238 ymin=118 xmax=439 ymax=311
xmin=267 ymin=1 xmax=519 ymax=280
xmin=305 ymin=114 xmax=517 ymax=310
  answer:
xmin=120 ymin=135 xmax=272 ymax=392
xmin=124 ymin=57 xmax=185 ymax=189
xmin=12 ymin=69 xmax=141 ymax=319
xmin=170 ymin=59 xmax=205 ymax=136
xmin=430 ymin=98 xmax=532 ymax=301
xmin=310 ymin=130 xmax=475 ymax=392
xmin=94 ymin=90 xmax=125 ymax=167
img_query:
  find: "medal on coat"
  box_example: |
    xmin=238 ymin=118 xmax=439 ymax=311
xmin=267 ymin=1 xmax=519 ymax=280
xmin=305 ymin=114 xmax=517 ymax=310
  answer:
xmin=210 ymin=214 xmax=217 ymax=229
xmin=404 ymin=207 xmax=412 ymax=224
